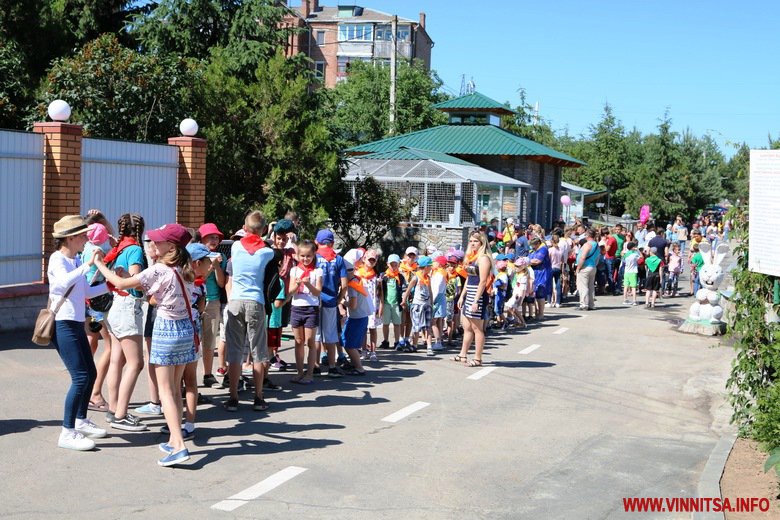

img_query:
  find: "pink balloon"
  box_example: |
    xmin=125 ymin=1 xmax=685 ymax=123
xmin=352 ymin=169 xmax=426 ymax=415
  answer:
xmin=560 ymin=195 xmax=571 ymax=206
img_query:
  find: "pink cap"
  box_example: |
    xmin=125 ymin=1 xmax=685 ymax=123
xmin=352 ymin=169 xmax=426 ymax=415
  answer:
xmin=198 ymin=223 xmax=223 ymax=240
xmin=86 ymin=223 xmax=108 ymax=245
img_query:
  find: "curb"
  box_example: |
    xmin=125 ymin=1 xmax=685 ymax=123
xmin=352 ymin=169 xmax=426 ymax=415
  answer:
xmin=692 ymin=432 xmax=738 ymax=520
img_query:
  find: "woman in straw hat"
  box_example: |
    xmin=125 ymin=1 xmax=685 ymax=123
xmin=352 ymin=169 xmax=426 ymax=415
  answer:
xmin=48 ymin=215 xmax=110 ymax=451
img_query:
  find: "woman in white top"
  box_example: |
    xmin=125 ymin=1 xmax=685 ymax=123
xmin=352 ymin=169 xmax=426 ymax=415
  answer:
xmin=48 ymin=215 xmax=110 ymax=451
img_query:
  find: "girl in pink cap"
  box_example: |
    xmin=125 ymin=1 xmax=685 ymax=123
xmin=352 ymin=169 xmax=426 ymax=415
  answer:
xmin=94 ymin=223 xmax=197 ymax=467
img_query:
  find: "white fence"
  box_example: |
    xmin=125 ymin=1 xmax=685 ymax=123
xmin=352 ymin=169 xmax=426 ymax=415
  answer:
xmin=0 ymin=130 xmax=44 ymax=285
xmin=81 ymin=138 xmax=179 ymax=233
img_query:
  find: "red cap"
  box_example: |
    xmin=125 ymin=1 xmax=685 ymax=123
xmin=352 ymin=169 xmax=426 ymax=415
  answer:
xmin=198 ymin=222 xmax=223 ymax=240
xmin=147 ymin=223 xmax=192 ymax=247
xmin=434 ymin=255 xmax=447 ymax=266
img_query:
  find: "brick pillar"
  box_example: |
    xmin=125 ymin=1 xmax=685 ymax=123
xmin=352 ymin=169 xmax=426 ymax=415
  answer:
xmin=168 ymin=136 xmax=207 ymax=229
xmin=33 ymin=122 xmax=83 ymax=281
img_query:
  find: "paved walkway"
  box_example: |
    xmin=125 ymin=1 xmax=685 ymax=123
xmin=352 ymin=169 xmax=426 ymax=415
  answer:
xmin=0 ymin=287 xmax=735 ymax=519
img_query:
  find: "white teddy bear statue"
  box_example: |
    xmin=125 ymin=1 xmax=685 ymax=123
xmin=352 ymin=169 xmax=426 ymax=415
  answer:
xmin=688 ymin=242 xmax=730 ymax=324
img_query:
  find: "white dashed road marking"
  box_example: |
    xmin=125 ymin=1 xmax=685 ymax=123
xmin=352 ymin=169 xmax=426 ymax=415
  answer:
xmin=519 ymin=344 xmax=542 ymax=354
xmin=381 ymin=401 xmax=431 ymax=423
xmin=553 ymin=327 xmax=569 ymax=335
xmin=212 ymin=466 xmax=308 ymax=512
xmin=467 ymin=367 xmax=498 ymax=380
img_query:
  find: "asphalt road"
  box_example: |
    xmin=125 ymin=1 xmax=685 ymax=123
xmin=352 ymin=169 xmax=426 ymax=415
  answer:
xmin=0 ymin=291 xmax=735 ymax=519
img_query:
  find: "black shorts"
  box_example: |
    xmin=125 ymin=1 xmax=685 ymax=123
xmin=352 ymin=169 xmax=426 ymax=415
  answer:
xmin=144 ymin=304 xmax=156 ymax=338
xmin=645 ymin=271 xmax=661 ymax=291
xmin=290 ymin=305 xmax=319 ymax=329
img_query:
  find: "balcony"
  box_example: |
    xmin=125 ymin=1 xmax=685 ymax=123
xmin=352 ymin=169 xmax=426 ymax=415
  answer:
xmin=374 ymin=40 xmax=412 ymax=59
xmin=337 ymin=41 xmax=373 ymax=57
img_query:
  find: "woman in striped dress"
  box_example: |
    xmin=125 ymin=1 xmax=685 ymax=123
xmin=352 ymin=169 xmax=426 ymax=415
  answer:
xmin=453 ymin=232 xmax=493 ymax=367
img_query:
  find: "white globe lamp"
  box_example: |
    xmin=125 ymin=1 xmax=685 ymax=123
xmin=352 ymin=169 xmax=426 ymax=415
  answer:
xmin=179 ymin=118 xmax=198 ymax=137
xmin=48 ymin=100 xmax=71 ymax=122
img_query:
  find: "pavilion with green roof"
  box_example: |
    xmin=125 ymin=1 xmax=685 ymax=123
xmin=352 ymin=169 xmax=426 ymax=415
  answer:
xmin=346 ymin=91 xmax=585 ymax=231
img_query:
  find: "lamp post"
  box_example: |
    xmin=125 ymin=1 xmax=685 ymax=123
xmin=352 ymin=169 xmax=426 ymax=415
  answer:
xmin=603 ymin=174 xmax=612 ymax=222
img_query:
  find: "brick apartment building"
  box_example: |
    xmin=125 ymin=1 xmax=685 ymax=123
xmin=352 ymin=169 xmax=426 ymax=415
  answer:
xmin=282 ymin=1 xmax=433 ymax=87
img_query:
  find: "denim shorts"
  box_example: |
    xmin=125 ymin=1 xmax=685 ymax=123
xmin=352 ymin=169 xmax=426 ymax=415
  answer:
xmin=106 ymin=294 xmax=144 ymax=338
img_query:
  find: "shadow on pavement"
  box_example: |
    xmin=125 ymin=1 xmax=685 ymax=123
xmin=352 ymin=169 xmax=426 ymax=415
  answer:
xmin=490 ymin=360 xmax=556 ymax=369
xmin=0 ymin=418 xmax=62 ymax=436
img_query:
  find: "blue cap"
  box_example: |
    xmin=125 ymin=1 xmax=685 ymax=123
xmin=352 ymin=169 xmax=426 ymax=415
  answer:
xmin=387 ymin=254 xmax=401 ymax=264
xmin=417 ymin=256 xmax=433 ymax=267
xmin=316 ymin=229 xmax=334 ymax=244
xmin=186 ymin=242 xmax=219 ymax=262
xmin=495 ymin=254 xmax=507 ymax=261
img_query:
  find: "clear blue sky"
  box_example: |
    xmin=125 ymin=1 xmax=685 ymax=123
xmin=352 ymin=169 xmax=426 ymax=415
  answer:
xmin=364 ymin=0 xmax=780 ymax=157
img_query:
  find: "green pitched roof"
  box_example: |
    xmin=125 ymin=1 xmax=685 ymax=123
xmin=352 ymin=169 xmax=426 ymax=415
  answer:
xmin=347 ymin=125 xmax=585 ymax=167
xmin=433 ymin=92 xmax=516 ymax=115
xmin=354 ymin=147 xmax=474 ymax=166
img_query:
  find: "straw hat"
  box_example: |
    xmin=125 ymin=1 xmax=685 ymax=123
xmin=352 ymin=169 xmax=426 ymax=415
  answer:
xmin=52 ymin=215 xmax=88 ymax=238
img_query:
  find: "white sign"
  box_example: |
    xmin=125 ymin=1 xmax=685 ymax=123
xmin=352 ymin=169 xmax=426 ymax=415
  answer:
xmin=749 ymin=150 xmax=780 ymax=276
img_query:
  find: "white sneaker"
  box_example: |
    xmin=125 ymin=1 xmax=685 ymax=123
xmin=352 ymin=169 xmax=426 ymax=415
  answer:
xmin=58 ymin=430 xmax=96 ymax=451
xmin=75 ymin=419 xmax=107 ymax=439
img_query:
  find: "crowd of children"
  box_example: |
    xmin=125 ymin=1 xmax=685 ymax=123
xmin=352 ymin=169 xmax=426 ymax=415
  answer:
xmin=46 ymin=209 xmax=723 ymax=466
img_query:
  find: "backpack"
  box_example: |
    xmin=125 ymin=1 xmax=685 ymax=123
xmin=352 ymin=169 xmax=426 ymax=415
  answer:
xmin=263 ymin=248 xmax=283 ymax=317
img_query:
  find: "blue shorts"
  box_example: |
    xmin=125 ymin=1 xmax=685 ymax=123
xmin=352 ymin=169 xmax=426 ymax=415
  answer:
xmin=342 ymin=316 xmax=368 ymax=349
xmin=534 ymin=284 xmax=548 ymax=300
xmin=432 ymin=294 xmax=447 ymax=319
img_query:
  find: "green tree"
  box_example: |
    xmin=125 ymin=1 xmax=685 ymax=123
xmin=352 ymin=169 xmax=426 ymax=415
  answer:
xmin=622 ymin=111 xmax=687 ymax=222
xmin=328 ymin=60 xmax=448 ymax=147
xmin=329 ymin=176 xmax=411 ymax=249
xmin=33 ymin=34 xmax=201 ymax=142
xmin=197 ymin=50 xmax=340 ymax=234
xmin=0 ymin=38 xmax=31 ymax=128
xmin=501 ymin=87 xmax=557 ymax=147
xmin=721 ymin=143 xmax=750 ymax=203
xmin=130 ymin=0 xmax=293 ymax=81
xmin=677 ymin=130 xmax=724 ymax=217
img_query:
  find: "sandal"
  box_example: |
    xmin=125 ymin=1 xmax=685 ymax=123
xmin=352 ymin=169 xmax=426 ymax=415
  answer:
xmin=451 ymin=355 xmax=467 ymax=362
xmin=467 ymin=359 xmax=483 ymax=367
xmin=88 ymin=400 xmax=109 ymax=412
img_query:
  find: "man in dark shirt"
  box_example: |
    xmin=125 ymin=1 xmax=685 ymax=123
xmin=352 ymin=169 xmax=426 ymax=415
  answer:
xmin=647 ymin=224 xmax=669 ymax=298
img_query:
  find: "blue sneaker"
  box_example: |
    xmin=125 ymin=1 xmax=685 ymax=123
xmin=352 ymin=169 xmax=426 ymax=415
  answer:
xmin=159 ymin=442 xmax=174 ymax=454
xmin=395 ymin=339 xmax=407 ymax=351
xmin=134 ymin=402 xmax=162 ymax=416
xmin=160 ymin=425 xmax=195 ymax=440
xmin=158 ymin=448 xmax=190 ymax=467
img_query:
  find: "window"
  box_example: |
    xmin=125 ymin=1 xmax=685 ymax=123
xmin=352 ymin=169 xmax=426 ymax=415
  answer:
xmin=338 ymin=24 xmax=373 ymax=42
xmin=316 ymin=31 xmax=325 ymax=45
xmin=529 ymin=191 xmax=539 ymax=224
xmin=397 ymin=27 xmax=410 ymax=41
xmin=314 ymin=61 xmax=326 ymax=81
xmin=545 ymin=192 xmax=554 ymax=229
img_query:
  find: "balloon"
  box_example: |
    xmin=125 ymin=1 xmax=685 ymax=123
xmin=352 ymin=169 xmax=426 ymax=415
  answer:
xmin=560 ymin=195 xmax=571 ymax=206
xmin=639 ymin=205 xmax=650 ymax=224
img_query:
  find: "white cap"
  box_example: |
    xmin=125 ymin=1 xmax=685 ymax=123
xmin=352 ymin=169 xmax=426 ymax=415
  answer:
xmin=343 ymin=248 xmax=364 ymax=270
xmin=426 ymin=244 xmax=438 ymax=254
xmin=506 ymin=217 xmax=515 ymax=225
xmin=405 ymin=246 xmax=419 ymax=256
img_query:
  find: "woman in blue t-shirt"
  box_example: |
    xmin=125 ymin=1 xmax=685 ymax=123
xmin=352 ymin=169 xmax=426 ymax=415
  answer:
xmin=104 ymin=213 xmax=148 ymax=432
